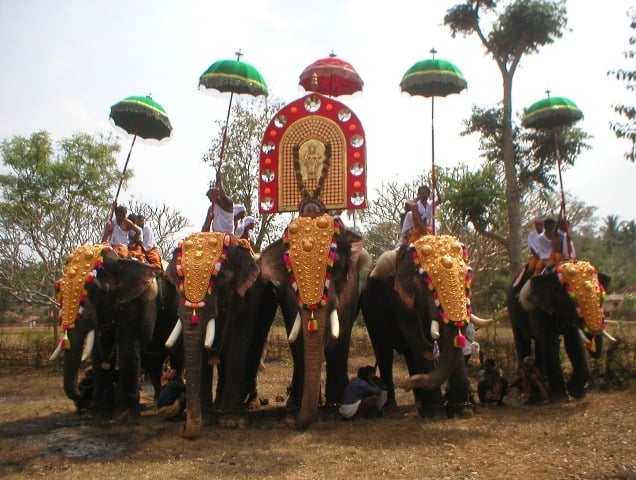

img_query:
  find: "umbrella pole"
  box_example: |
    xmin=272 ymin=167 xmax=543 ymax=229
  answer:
xmin=430 ymin=95 xmax=436 ymax=234
xmin=108 ymin=134 xmax=137 ymax=221
xmin=553 ymin=128 xmax=573 ymax=258
xmin=218 ymin=91 xmax=235 ymax=172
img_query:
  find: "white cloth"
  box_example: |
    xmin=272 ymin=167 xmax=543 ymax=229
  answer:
xmin=233 ymin=204 xmax=246 ymax=217
xmin=558 ymin=229 xmax=576 ymax=257
xmin=527 ymin=230 xmax=542 ymax=257
xmin=399 ymin=199 xmax=434 ymax=242
xmin=536 ymin=233 xmax=553 ymax=261
xmin=212 ymin=204 xmax=234 ymax=234
xmin=236 ymin=216 xmax=255 ymax=238
xmin=140 ymin=224 xmax=157 ymax=251
xmin=108 ymin=220 xmax=136 ymax=246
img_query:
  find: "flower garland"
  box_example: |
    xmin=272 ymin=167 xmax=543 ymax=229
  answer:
xmin=556 ymin=265 xmax=607 ymax=351
xmin=292 ymin=142 xmax=332 ymax=200
xmin=410 ymin=245 xmax=473 ymax=349
xmin=282 ymin=217 xmax=341 ymax=332
xmin=174 ymin=234 xmax=229 ymax=325
xmin=54 ymin=245 xmax=113 ymax=351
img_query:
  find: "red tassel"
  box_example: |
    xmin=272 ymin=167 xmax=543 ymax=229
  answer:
xmin=307 ymin=319 xmax=318 ymax=332
xmin=454 ymin=333 xmax=467 ymax=349
xmin=191 ymin=309 xmax=200 ymax=325
xmin=61 ymin=330 xmax=70 ymax=350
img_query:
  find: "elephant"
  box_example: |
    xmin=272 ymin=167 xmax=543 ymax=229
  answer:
xmin=360 ymin=235 xmax=492 ymax=418
xmin=163 ymin=232 xmax=261 ymax=439
xmin=507 ymin=259 xmax=612 ymax=400
xmin=258 ymin=213 xmax=370 ymax=429
xmin=52 ymin=244 xmax=182 ymax=419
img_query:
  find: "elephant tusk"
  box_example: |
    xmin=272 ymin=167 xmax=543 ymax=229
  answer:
xmin=288 ymin=312 xmax=301 ymax=343
xmin=81 ymin=330 xmax=94 ymax=362
xmin=330 ymin=310 xmax=340 ymax=339
xmin=603 ymin=330 xmax=617 ymax=342
xmin=430 ymin=319 xmax=440 ymax=340
xmin=49 ymin=341 xmax=62 ymax=361
xmin=470 ymin=313 xmax=493 ymax=330
xmin=577 ymin=328 xmax=591 ymax=347
xmin=165 ymin=319 xmax=183 ymax=348
xmin=204 ymin=318 xmax=216 ymax=349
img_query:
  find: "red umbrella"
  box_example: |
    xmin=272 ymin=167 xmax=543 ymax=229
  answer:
xmin=299 ymin=52 xmax=363 ymax=97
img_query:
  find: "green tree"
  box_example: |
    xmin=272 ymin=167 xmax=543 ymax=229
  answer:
xmin=0 ymin=131 xmax=123 ymax=307
xmin=608 ymin=9 xmax=636 ymax=162
xmin=203 ymin=98 xmax=290 ymax=251
xmin=444 ymin=0 xmax=568 ymax=276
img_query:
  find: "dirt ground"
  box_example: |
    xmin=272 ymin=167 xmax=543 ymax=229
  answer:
xmin=1 ymin=355 xmax=635 ymax=480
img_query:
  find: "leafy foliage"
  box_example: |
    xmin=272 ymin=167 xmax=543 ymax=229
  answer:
xmin=608 ymin=10 xmax=636 ymax=162
xmin=0 ymin=132 xmax=122 ymax=306
xmin=444 ymin=0 xmax=568 ymax=276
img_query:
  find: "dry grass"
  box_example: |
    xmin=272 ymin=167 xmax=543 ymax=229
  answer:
xmin=1 ymin=321 xmax=636 ymax=479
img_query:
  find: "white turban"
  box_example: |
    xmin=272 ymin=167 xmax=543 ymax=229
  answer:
xmin=233 ymin=204 xmax=246 ymax=217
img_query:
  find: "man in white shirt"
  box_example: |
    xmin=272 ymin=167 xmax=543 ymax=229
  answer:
xmin=135 ymin=215 xmax=162 ymax=269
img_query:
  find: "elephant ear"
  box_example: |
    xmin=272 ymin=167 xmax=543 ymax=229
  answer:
xmin=259 ymin=239 xmax=289 ymax=285
xmin=101 ymin=253 xmax=159 ymax=304
xmin=394 ymin=248 xmax=417 ymax=311
xmin=225 ymin=243 xmax=259 ymax=297
xmin=528 ymin=272 xmax=560 ymax=315
xmin=598 ymin=272 xmax=611 ymax=291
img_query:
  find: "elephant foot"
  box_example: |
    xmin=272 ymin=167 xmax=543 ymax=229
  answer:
xmin=416 ymin=404 xmax=446 ymax=420
xmin=113 ymin=406 xmax=141 ymax=423
xmin=218 ymin=413 xmax=247 ymax=429
xmin=567 ymin=383 xmax=587 ymax=400
xmin=446 ymin=401 xmax=476 ymax=419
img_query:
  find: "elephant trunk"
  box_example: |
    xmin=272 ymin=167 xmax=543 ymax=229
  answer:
xmin=295 ymin=309 xmax=327 ymax=430
xmin=403 ymin=339 xmax=462 ymax=391
xmin=181 ymin=319 xmax=203 ymax=439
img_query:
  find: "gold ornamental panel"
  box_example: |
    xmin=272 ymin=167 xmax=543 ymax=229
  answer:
xmin=278 ymin=116 xmax=346 ymax=211
xmin=558 ymin=260 xmax=604 ymax=331
xmin=59 ymin=244 xmax=106 ymax=329
xmin=412 ymin=235 xmax=469 ymax=323
xmin=286 ymin=214 xmax=335 ymax=306
xmin=180 ymin=232 xmax=225 ymax=303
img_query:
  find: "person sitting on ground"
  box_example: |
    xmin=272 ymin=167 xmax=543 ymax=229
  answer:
xmin=156 ymin=368 xmax=186 ymax=420
xmin=102 ymin=204 xmax=144 ymax=261
xmin=518 ymin=356 xmax=550 ymax=404
xmin=477 ymin=359 xmax=509 ymax=406
xmin=135 ymin=214 xmax=163 ymax=270
xmin=338 ymin=365 xmax=388 ymax=420
xmin=202 ymin=170 xmax=234 ymax=234
xmin=233 ymin=204 xmax=247 ymax=234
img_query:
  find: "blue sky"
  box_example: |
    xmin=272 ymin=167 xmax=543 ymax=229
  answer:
xmin=1 ymin=0 xmax=634 ymax=237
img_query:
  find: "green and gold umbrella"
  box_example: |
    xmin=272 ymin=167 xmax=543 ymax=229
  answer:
xmin=199 ymin=50 xmax=268 ymax=169
xmin=108 ymin=95 xmax=172 ymax=215
xmin=400 ymin=49 xmax=467 ymax=233
xmin=523 ymin=93 xmax=584 ymax=257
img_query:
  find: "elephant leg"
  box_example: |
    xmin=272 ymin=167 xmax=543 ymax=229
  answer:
xmin=324 ymin=333 xmax=352 ymax=407
xmin=114 ymin=332 xmax=142 ymax=421
xmin=444 ymin=351 xmax=473 ymax=418
xmin=563 ymin=327 xmax=590 ymax=399
xmin=532 ymin=316 xmax=567 ymax=399
xmin=91 ymin=330 xmax=117 ymax=420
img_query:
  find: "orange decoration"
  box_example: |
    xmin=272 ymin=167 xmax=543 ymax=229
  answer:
xmin=291 ymin=106 xmax=298 ymax=113
xmin=348 ymin=124 xmax=357 ymax=131
xmin=354 ymin=180 xmax=361 ymax=188
xmin=326 ymin=104 xmax=333 ymax=111
xmin=353 ymin=151 xmax=360 ymax=159
xmin=269 ymin=129 xmax=277 ymax=137
xmin=264 ymin=187 xmax=271 ymax=195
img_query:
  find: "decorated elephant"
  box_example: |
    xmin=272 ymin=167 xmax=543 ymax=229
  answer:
xmin=507 ymin=259 xmax=612 ymax=400
xmin=258 ymin=213 xmax=369 ymax=428
xmin=52 ymin=244 xmax=182 ymax=419
xmin=163 ymin=232 xmax=261 ymax=439
xmin=360 ymin=235 xmax=492 ymax=418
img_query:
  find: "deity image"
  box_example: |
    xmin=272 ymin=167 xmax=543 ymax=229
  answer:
xmin=299 ymin=139 xmax=325 ymax=180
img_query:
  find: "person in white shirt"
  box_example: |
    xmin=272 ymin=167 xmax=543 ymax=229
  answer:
xmin=399 ymin=185 xmax=434 ymax=245
xmin=202 ymin=170 xmax=234 ymax=234
xmin=135 ymin=215 xmax=162 ymax=269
